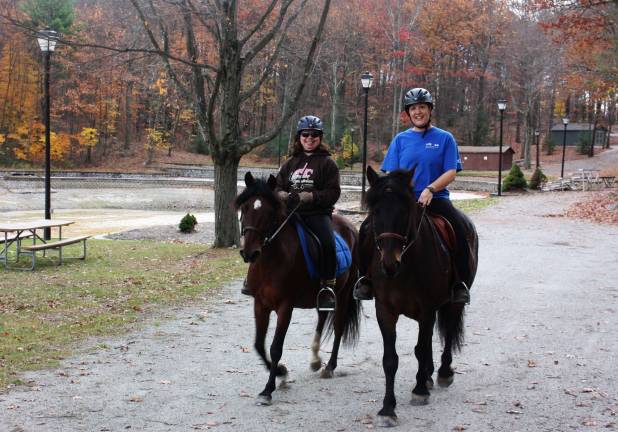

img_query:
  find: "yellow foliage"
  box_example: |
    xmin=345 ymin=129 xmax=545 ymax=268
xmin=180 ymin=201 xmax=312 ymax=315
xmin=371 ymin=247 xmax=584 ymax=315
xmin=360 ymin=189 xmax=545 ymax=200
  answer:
xmin=12 ymin=122 xmax=70 ymax=163
xmin=79 ymin=128 xmax=99 ymax=148
xmin=0 ymin=134 xmax=5 ymax=145
xmin=0 ymin=34 xmax=41 ymax=132
xmin=145 ymin=128 xmax=170 ymax=151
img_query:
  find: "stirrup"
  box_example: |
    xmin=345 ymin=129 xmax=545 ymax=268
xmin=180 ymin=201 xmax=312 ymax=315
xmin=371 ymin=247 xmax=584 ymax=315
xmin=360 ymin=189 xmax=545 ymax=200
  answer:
xmin=452 ymin=281 xmax=470 ymax=305
xmin=316 ymin=286 xmax=336 ymax=312
xmin=353 ymin=276 xmax=374 ymax=300
xmin=241 ymin=278 xmax=253 ymax=296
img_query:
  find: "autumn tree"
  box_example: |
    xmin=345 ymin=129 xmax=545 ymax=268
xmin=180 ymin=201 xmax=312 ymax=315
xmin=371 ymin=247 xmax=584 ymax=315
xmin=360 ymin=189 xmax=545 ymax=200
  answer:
xmin=119 ymin=0 xmax=332 ymax=247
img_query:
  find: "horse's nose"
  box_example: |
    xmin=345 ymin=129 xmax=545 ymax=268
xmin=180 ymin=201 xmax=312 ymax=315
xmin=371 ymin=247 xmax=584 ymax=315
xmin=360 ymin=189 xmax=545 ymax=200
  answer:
xmin=381 ymin=259 xmax=400 ymax=278
xmin=240 ymin=249 xmax=260 ymax=263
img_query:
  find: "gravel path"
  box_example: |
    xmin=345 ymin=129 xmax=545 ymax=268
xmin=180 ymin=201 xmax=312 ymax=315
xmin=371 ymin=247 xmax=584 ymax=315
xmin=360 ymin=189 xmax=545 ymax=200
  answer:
xmin=1 ymin=191 xmax=617 ymax=431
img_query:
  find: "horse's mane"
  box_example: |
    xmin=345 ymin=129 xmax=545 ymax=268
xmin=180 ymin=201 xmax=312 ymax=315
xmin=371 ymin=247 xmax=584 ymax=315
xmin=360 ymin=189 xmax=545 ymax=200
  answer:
xmin=234 ymin=177 xmax=283 ymax=214
xmin=365 ymin=169 xmax=415 ymax=209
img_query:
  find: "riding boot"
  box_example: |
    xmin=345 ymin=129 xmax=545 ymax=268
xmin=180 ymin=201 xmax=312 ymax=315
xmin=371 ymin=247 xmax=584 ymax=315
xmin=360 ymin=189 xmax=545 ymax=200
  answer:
xmin=452 ymin=281 xmax=470 ymax=304
xmin=353 ymin=275 xmax=374 ymax=300
xmin=317 ymin=278 xmax=337 ymax=312
xmin=241 ymin=278 xmax=253 ymax=297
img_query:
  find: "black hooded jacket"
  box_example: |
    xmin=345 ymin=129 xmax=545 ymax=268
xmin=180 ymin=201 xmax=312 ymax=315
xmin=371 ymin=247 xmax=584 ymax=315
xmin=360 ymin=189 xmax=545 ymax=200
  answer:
xmin=275 ymin=148 xmax=341 ymax=216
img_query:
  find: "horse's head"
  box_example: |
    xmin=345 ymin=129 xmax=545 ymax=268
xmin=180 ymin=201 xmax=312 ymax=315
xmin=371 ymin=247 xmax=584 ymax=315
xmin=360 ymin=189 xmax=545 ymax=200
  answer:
xmin=235 ymin=172 xmax=285 ymax=263
xmin=365 ymin=166 xmax=417 ymax=278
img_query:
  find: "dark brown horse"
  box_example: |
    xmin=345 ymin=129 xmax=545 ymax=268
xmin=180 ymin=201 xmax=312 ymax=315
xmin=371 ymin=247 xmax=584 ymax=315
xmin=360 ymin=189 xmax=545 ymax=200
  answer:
xmin=235 ymin=172 xmax=361 ymax=406
xmin=364 ymin=166 xmax=478 ymax=427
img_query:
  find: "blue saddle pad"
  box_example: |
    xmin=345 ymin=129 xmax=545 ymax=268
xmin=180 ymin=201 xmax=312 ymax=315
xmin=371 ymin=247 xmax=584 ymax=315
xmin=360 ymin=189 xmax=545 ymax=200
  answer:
xmin=294 ymin=222 xmax=352 ymax=280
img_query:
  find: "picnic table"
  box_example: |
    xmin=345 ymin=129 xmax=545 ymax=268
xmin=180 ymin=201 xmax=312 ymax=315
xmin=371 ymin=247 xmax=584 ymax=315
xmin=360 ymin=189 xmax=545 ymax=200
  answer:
xmin=599 ymin=176 xmax=616 ymax=188
xmin=0 ymin=219 xmax=90 ymax=270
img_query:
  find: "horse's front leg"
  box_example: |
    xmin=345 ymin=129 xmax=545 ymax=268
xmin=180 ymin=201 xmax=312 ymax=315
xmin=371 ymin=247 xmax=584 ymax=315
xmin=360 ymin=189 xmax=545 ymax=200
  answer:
xmin=412 ymin=317 xmax=435 ymax=405
xmin=256 ymin=305 xmax=293 ymax=406
xmin=311 ymin=311 xmax=328 ymax=372
xmin=375 ymin=304 xmax=399 ymax=428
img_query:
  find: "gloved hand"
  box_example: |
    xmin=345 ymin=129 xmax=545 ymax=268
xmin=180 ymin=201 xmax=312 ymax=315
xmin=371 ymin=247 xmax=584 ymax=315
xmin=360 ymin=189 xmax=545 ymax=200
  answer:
xmin=299 ymin=191 xmax=313 ymax=203
xmin=277 ymin=191 xmax=289 ymax=202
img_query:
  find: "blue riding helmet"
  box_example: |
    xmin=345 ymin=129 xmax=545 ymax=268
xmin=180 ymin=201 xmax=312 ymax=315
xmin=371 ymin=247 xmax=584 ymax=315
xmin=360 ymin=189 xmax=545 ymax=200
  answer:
xmin=296 ymin=115 xmax=324 ymax=135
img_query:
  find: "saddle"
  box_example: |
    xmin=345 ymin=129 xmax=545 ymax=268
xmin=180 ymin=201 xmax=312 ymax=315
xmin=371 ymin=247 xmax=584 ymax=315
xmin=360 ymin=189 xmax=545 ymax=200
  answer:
xmin=292 ymin=215 xmax=351 ymax=280
xmin=428 ymin=213 xmax=456 ymax=251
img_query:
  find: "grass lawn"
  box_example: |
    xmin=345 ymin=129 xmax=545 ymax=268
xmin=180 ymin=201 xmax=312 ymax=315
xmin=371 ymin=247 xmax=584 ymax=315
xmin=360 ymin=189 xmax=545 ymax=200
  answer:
xmin=0 ymin=239 xmax=247 ymax=388
xmin=454 ymin=197 xmax=497 ymax=213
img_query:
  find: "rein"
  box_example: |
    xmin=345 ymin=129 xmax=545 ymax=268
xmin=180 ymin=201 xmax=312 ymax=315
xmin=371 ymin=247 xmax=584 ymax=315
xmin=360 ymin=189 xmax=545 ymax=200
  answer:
xmin=242 ymin=201 xmax=301 ymax=247
xmin=373 ymin=203 xmax=427 ymax=259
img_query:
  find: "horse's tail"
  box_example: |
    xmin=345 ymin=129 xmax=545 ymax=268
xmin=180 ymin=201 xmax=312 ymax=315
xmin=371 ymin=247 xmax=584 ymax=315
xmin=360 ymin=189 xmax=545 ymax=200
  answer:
xmin=326 ymin=273 xmax=362 ymax=347
xmin=437 ymin=302 xmax=465 ymax=353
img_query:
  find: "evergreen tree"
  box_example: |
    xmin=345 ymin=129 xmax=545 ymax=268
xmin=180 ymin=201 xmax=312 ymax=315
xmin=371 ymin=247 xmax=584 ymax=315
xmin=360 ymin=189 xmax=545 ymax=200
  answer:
xmin=21 ymin=0 xmax=74 ymax=33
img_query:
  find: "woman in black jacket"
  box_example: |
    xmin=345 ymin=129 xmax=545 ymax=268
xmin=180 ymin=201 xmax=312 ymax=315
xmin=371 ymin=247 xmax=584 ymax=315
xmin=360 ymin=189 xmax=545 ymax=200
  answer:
xmin=275 ymin=115 xmax=341 ymax=311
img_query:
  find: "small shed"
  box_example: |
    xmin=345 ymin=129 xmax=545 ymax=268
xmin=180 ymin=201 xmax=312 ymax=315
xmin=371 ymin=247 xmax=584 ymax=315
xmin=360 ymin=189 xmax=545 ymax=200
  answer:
xmin=458 ymin=146 xmax=515 ymax=171
xmin=550 ymin=123 xmax=607 ymax=147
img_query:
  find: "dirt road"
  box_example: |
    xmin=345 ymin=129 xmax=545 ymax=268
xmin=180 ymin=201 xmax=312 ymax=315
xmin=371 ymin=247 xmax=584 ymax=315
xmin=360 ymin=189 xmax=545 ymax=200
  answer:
xmin=1 ymin=191 xmax=617 ymax=431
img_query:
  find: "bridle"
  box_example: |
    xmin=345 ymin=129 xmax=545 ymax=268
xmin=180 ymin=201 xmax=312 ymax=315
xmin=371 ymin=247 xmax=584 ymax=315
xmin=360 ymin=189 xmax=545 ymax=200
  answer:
xmin=373 ymin=203 xmax=427 ymax=260
xmin=241 ymin=201 xmax=301 ymax=247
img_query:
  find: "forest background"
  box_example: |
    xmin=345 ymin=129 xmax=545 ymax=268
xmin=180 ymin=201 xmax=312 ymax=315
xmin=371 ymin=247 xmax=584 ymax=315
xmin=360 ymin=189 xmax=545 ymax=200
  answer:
xmin=0 ymin=0 xmax=616 ymax=246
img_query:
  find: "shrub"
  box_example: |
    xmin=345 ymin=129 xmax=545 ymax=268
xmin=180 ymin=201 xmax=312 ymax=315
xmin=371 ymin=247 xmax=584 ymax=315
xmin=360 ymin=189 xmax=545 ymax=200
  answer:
xmin=179 ymin=213 xmax=198 ymax=233
xmin=528 ymin=167 xmax=547 ymax=190
xmin=543 ymin=136 xmax=555 ymax=155
xmin=577 ymin=134 xmax=591 ymax=155
xmin=335 ymin=155 xmax=345 ymax=170
xmin=502 ymin=164 xmax=527 ymax=191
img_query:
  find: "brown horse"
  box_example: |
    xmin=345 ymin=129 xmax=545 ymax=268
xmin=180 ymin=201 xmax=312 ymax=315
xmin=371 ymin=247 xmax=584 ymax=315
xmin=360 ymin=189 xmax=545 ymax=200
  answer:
xmin=235 ymin=172 xmax=361 ymax=406
xmin=364 ymin=166 xmax=478 ymax=427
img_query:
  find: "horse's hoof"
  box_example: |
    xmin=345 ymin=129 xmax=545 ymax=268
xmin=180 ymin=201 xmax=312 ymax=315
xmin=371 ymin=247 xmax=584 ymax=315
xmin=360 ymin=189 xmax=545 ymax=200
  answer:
xmin=320 ymin=368 xmax=334 ymax=379
xmin=375 ymin=415 xmax=398 ymax=428
xmin=310 ymin=359 xmax=322 ymax=372
xmin=426 ymin=377 xmax=434 ymax=390
xmin=437 ymin=375 xmax=454 ymax=387
xmin=255 ymin=395 xmax=272 ymax=406
xmin=276 ymin=364 xmax=288 ymax=377
xmin=410 ymin=393 xmax=430 ymax=406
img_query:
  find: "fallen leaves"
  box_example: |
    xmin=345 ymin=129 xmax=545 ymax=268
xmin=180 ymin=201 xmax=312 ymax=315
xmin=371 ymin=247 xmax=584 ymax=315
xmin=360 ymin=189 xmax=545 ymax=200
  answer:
xmin=564 ymin=191 xmax=618 ymax=225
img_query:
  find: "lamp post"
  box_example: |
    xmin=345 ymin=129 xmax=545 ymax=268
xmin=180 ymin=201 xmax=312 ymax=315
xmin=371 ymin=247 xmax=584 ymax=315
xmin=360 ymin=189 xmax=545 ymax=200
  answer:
xmin=497 ymin=100 xmax=507 ymax=196
xmin=561 ymin=117 xmax=569 ymax=178
xmin=534 ymin=129 xmax=540 ymax=169
xmin=360 ymin=71 xmax=373 ymax=207
xmin=37 ymin=29 xmax=58 ymax=240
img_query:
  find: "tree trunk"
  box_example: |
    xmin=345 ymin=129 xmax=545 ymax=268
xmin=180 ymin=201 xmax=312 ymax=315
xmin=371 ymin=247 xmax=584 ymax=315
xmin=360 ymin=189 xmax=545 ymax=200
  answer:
xmin=123 ymin=80 xmax=133 ymax=154
xmin=213 ymin=154 xmax=241 ymax=247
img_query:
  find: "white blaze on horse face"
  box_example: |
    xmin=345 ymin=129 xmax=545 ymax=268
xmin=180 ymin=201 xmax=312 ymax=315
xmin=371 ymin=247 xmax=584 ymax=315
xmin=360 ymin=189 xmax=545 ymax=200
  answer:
xmin=253 ymin=199 xmax=262 ymax=210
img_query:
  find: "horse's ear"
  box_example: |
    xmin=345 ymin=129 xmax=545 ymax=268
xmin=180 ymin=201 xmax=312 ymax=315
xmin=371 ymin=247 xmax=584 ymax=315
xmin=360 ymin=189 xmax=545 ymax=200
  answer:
xmin=406 ymin=165 xmax=417 ymax=188
xmin=367 ymin=166 xmax=380 ymax=186
xmin=244 ymin=171 xmax=255 ymax=187
xmin=267 ymin=174 xmax=277 ymax=190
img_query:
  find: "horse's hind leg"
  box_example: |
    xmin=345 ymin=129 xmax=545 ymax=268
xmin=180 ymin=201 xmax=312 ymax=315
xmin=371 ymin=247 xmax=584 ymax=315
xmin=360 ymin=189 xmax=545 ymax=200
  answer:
xmin=437 ymin=303 xmax=465 ymax=387
xmin=412 ymin=317 xmax=435 ymax=405
xmin=321 ymin=319 xmax=341 ymax=379
xmin=311 ymin=311 xmax=328 ymax=372
xmin=256 ymin=306 xmax=293 ymax=406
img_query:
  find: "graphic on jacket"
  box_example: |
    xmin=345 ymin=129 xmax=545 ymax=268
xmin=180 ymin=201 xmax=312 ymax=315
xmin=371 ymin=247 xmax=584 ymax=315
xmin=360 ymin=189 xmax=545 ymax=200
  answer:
xmin=290 ymin=163 xmax=314 ymax=190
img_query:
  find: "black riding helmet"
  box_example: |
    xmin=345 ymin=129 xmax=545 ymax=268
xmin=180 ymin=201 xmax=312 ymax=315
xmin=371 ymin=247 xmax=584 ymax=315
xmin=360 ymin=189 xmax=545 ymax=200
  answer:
xmin=403 ymin=88 xmax=434 ymax=112
xmin=296 ymin=115 xmax=324 ymax=136
xmin=403 ymin=88 xmax=433 ymax=135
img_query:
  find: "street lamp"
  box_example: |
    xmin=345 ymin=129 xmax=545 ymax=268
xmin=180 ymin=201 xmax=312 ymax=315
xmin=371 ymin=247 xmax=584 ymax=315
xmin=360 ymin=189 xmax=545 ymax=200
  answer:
xmin=497 ymin=100 xmax=507 ymax=196
xmin=37 ymin=28 xmax=58 ymax=240
xmin=561 ymin=117 xmax=569 ymax=178
xmin=360 ymin=71 xmax=373 ymax=207
xmin=534 ymin=129 xmax=540 ymax=169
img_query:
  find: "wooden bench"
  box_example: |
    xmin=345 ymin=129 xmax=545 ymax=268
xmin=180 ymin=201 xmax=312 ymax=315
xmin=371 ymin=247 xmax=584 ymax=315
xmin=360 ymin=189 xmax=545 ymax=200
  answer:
xmin=20 ymin=235 xmax=90 ymax=270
